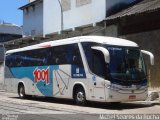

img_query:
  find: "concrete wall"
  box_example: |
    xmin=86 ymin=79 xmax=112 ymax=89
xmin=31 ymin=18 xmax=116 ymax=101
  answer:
xmin=105 ymin=24 xmax=118 ymax=37
xmin=23 ymin=1 xmax=43 ymax=36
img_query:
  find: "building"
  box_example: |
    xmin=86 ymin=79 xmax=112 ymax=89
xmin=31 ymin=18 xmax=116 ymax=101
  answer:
xmin=20 ymin=0 xmax=139 ymax=37
xmin=0 ymin=22 xmax=22 ymax=87
xmin=0 ymin=23 xmax=22 ymax=43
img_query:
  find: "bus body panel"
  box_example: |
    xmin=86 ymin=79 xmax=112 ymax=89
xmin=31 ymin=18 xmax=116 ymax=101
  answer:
xmin=52 ymin=65 xmax=88 ymax=99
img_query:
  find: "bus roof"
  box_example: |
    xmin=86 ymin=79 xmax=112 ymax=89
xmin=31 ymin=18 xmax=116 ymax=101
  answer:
xmin=6 ymin=36 xmax=138 ymax=54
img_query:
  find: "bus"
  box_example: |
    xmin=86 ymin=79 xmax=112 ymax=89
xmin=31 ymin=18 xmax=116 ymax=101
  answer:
xmin=4 ymin=36 xmax=154 ymax=105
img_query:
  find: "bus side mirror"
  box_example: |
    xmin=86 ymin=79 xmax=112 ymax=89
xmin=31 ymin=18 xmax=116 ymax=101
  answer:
xmin=91 ymin=46 xmax=110 ymax=63
xmin=141 ymin=50 xmax=154 ymax=65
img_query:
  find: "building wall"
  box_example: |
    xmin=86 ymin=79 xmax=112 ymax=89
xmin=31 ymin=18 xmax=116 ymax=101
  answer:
xmin=43 ymin=0 xmax=62 ymax=35
xmin=43 ymin=0 xmax=106 ymax=35
xmin=0 ymin=34 xmax=22 ymax=42
xmin=23 ymin=1 xmax=43 ymax=36
xmin=105 ymin=24 xmax=118 ymax=37
xmin=31 ymin=0 xmax=138 ymax=36
xmin=23 ymin=0 xmax=138 ymax=36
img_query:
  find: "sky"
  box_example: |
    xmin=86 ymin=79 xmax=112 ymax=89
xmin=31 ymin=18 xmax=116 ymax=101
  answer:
xmin=0 ymin=0 xmax=28 ymax=26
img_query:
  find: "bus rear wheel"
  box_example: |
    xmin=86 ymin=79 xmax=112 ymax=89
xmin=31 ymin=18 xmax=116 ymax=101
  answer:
xmin=18 ymin=84 xmax=26 ymax=99
xmin=74 ymin=87 xmax=86 ymax=106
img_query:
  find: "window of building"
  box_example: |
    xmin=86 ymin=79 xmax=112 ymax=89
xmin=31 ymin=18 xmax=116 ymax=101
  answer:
xmin=31 ymin=5 xmax=35 ymax=12
xmin=24 ymin=7 xmax=29 ymax=15
xmin=31 ymin=30 xmax=36 ymax=36
xmin=76 ymin=0 xmax=91 ymax=7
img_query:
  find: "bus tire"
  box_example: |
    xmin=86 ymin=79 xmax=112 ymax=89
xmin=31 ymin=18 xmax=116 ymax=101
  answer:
xmin=74 ymin=87 xmax=86 ymax=106
xmin=110 ymin=102 xmax=121 ymax=106
xmin=18 ymin=84 xmax=26 ymax=99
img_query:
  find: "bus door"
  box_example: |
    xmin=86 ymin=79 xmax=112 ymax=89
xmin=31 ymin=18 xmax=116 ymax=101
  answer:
xmin=89 ymin=50 xmax=106 ymax=102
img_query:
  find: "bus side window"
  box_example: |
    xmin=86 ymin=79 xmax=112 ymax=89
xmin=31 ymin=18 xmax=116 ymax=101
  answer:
xmin=71 ymin=44 xmax=83 ymax=68
xmin=82 ymin=42 xmax=106 ymax=79
xmin=5 ymin=55 xmax=13 ymax=67
xmin=52 ymin=45 xmax=67 ymax=65
xmin=52 ymin=44 xmax=84 ymax=67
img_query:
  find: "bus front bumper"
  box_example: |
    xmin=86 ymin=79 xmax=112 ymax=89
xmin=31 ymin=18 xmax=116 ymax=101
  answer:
xmin=105 ymin=87 xmax=148 ymax=102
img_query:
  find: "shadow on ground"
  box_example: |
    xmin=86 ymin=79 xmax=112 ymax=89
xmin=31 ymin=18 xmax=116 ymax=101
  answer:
xmin=10 ymin=95 xmax=156 ymax=110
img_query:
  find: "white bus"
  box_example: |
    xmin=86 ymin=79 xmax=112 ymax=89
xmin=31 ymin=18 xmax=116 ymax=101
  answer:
xmin=4 ymin=36 xmax=154 ymax=105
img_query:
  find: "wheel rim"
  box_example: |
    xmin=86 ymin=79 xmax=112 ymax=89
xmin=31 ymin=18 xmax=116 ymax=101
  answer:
xmin=77 ymin=92 xmax=85 ymax=102
xmin=19 ymin=87 xmax=24 ymax=97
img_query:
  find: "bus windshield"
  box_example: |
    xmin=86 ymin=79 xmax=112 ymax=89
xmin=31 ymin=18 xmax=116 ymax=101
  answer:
xmin=105 ymin=46 xmax=147 ymax=86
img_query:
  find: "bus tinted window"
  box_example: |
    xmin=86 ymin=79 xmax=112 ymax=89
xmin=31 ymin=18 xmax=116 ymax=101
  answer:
xmin=92 ymin=50 xmax=106 ymax=78
xmin=53 ymin=44 xmax=84 ymax=67
xmin=5 ymin=43 xmax=83 ymax=68
xmin=6 ymin=48 xmax=51 ymax=67
xmin=81 ymin=42 xmax=105 ymax=78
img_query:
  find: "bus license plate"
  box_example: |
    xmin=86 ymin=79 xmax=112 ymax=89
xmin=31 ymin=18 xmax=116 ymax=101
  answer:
xmin=129 ymin=95 xmax=136 ymax=100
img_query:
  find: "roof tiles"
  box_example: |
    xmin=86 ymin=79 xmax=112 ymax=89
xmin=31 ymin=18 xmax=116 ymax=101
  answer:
xmin=106 ymin=0 xmax=160 ymax=21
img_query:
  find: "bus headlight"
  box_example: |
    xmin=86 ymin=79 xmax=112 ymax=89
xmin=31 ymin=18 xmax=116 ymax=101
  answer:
xmin=105 ymin=83 xmax=111 ymax=89
xmin=104 ymin=81 xmax=111 ymax=89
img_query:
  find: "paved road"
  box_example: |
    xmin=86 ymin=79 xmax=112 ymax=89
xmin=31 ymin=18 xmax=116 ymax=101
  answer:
xmin=0 ymin=91 xmax=160 ymax=120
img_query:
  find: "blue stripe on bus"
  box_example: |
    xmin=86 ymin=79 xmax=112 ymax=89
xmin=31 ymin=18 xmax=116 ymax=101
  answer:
xmin=10 ymin=65 xmax=59 ymax=97
xmin=8 ymin=64 xmax=86 ymax=97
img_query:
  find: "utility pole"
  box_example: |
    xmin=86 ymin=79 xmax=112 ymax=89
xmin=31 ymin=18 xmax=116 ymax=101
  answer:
xmin=57 ymin=0 xmax=63 ymax=34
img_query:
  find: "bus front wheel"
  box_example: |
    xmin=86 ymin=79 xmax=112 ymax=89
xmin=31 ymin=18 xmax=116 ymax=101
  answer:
xmin=18 ymin=84 xmax=26 ymax=99
xmin=74 ymin=87 xmax=86 ymax=106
